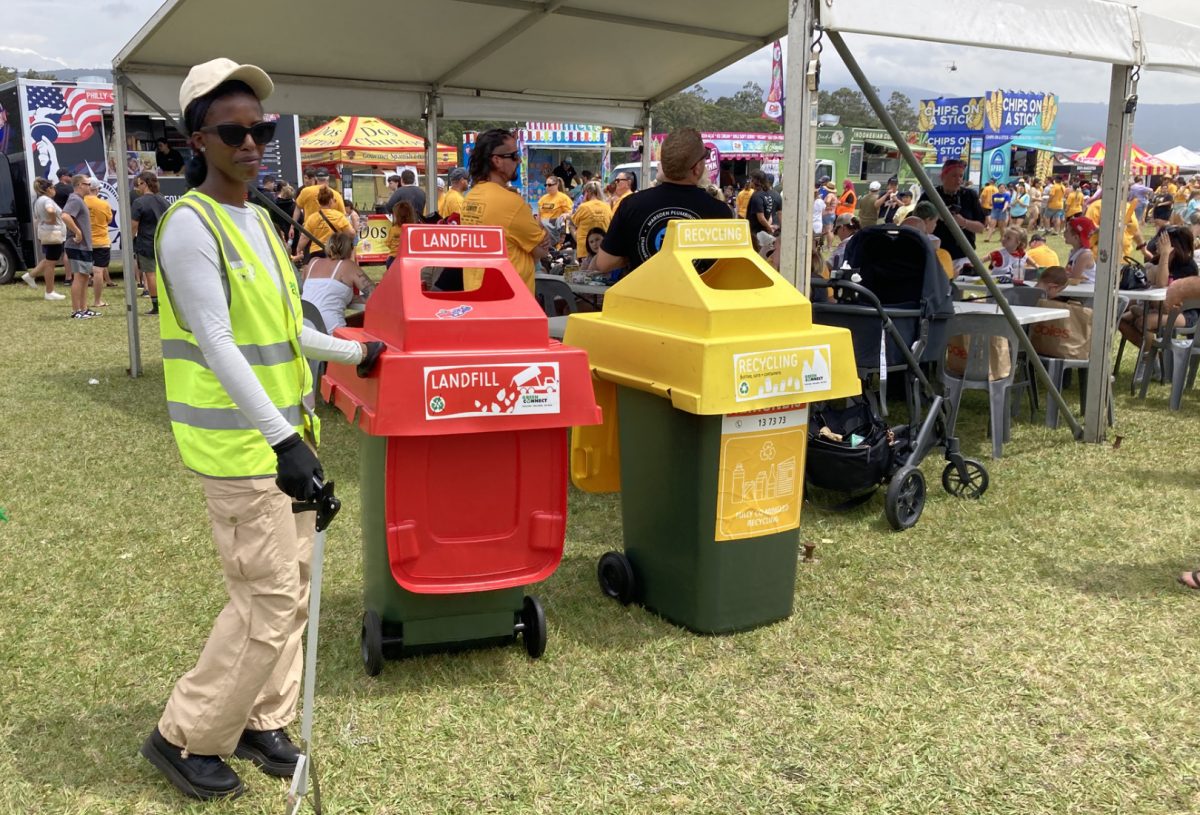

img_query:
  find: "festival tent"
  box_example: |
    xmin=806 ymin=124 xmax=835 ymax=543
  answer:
xmin=1070 ymin=141 xmax=1179 ymax=175
xmin=300 ymin=116 xmax=457 ymax=170
xmin=1154 ymin=146 xmax=1200 ymax=173
xmin=110 ymin=0 xmax=1200 ymax=445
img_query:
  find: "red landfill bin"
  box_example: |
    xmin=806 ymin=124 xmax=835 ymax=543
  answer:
xmin=322 ymin=224 xmax=601 ymax=674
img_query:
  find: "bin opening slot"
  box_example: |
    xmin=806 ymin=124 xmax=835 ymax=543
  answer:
xmin=426 ymin=267 xmax=516 ymax=302
xmin=697 ymin=258 xmax=773 ymax=290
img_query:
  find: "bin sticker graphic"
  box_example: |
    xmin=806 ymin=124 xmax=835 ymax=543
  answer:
xmin=424 ymin=362 xmax=561 ymax=419
xmin=715 ymin=405 xmax=808 ymax=541
xmin=732 ymin=345 xmax=832 ymax=402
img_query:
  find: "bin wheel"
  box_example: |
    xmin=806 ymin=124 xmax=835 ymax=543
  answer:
xmin=884 ymin=467 xmax=926 ymax=531
xmin=942 ymin=458 xmax=989 ymax=499
xmin=520 ymin=595 xmax=547 ymax=659
xmin=597 ymin=551 xmax=636 ymax=605
xmin=361 ymin=610 xmax=384 ymax=677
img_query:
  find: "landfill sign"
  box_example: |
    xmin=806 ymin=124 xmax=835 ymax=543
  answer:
xmin=424 ymin=362 xmax=560 ymax=420
xmin=733 ymin=345 xmax=832 ymax=403
xmin=715 ymin=405 xmax=807 ymax=541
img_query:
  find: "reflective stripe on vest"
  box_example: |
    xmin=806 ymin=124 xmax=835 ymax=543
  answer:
xmin=156 ymin=190 xmax=317 ymax=478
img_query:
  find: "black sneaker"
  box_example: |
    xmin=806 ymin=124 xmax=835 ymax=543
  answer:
xmin=140 ymin=727 xmax=244 ymax=800
xmin=234 ymin=728 xmax=301 ymax=778
xmin=146 ymin=305 xmax=159 ymax=315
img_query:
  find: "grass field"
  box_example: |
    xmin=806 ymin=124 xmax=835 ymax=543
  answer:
xmin=3 ymin=244 xmax=1200 ymax=814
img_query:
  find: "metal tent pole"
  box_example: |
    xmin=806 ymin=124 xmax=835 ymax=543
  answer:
xmin=639 ymin=108 xmax=653 ymax=190
xmin=779 ymin=0 xmax=819 ymax=293
xmin=424 ymin=93 xmax=441 ymax=217
xmin=1084 ymin=64 xmax=1138 ymax=443
xmin=112 ymin=73 xmax=141 ymax=378
xmin=824 ymin=29 xmax=1083 ymax=440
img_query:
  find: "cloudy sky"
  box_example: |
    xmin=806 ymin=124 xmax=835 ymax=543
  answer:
xmin=3 ymin=1 xmax=1199 ymax=106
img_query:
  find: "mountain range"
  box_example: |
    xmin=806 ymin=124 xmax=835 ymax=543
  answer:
xmin=32 ymin=70 xmax=1200 ymax=155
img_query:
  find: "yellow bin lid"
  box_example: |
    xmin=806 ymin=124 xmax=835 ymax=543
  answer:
xmin=565 ymin=219 xmax=861 ymax=415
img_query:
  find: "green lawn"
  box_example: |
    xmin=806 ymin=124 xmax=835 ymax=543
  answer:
xmin=2 ymin=270 xmax=1200 ymax=815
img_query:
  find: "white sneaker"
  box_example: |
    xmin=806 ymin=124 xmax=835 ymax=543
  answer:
xmin=44 ymin=291 xmax=66 ymax=301
xmin=21 ymin=272 xmax=38 ymax=290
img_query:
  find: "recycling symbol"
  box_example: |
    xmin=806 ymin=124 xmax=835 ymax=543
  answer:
xmin=760 ymin=442 xmax=777 ymax=461
xmin=429 ymin=396 xmax=446 ymax=413
xmin=739 ymin=381 xmax=750 ymax=395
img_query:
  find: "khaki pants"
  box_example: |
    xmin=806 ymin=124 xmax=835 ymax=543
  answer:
xmin=158 ymin=476 xmax=315 ymax=757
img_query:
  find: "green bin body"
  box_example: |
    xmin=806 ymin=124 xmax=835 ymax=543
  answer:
xmin=616 ymin=387 xmax=800 ymax=634
xmin=360 ymin=434 xmax=524 ymax=654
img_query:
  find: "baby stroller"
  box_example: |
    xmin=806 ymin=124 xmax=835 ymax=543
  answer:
xmin=808 ymin=225 xmax=989 ymax=530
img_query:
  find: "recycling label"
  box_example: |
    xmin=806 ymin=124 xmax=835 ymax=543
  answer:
xmin=715 ymin=405 xmax=808 ymax=541
xmin=732 ymin=345 xmax=832 ymax=402
xmin=423 ymin=363 xmax=560 ymax=420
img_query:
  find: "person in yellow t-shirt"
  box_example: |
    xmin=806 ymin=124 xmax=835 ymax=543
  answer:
xmin=570 ymin=181 xmax=612 ymax=256
xmin=1046 ymin=177 xmax=1067 ymax=233
xmin=980 ymin=180 xmax=997 ymax=210
xmin=294 ymin=187 xmax=353 ymax=261
xmin=610 ymin=171 xmax=635 ymax=214
xmin=538 ymin=177 xmax=574 ymax=222
xmin=438 ymin=168 xmax=469 ymax=220
xmin=460 ymin=128 xmax=548 ymax=292
xmin=1024 ymin=233 xmax=1060 ymax=270
xmin=291 ymin=168 xmax=345 ymax=240
xmin=1171 ymin=176 xmax=1189 ymax=224
xmin=84 ymin=179 xmax=114 ymax=305
xmin=1064 ymin=184 xmax=1085 ymax=222
xmin=736 ymin=180 xmax=755 ymax=219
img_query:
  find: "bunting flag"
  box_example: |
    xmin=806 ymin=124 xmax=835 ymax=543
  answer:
xmin=762 ymin=40 xmax=785 ymax=124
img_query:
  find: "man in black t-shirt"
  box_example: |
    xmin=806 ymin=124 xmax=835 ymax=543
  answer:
xmin=919 ymin=158 xmax=985 ymax=262
xmin=155 ymin=138 xmax=185 ymax=175
xmin=594 ymin=128 xmax=733 ymax=274
xmin=53 ymin=168 xmax=73 ymax=208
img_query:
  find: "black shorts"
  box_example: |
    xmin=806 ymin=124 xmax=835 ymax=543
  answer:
xmin=92 ymin=247 xmax=111 ymax=267
xmin=42 ymin=243 xmax=64 ymax=261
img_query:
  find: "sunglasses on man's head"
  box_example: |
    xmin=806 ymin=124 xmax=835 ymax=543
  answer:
xmin=199 ymin=120 xmax=277 ymax=147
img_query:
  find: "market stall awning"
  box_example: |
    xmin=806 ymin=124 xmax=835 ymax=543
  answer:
xmin=1009 ymin=139 xmax=1078 ymax=154
xmin=1154 ymin=146 xmax=1200 ymax=172
xmin=300 ymin=116 xmax=457 ymax=169
xmin=1070 ymin=141 xmax=1178 ymax=175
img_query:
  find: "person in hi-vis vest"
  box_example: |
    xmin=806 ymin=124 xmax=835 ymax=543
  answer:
xmin=138 ymin=58 xmax=384 ymax=802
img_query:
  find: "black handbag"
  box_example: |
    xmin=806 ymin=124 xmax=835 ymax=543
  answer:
xmin=1119 ymin=256 xmax=1150 ymax=291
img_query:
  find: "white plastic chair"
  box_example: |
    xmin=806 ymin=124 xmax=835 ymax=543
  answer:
xmin=942 ymin=314 xmax=1021 ymax=459
xmin=1140 ymin=297 xmax=1200 ymax=410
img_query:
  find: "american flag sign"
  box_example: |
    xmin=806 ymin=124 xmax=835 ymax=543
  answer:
xmin=26 ymin=84 xmax=112 ymax=144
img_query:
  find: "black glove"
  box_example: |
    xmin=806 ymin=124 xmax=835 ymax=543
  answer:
xmin=272 ymin=434 xmax=323 ymax=501
xmin=357 ymin=341 xmax=386 ymax=378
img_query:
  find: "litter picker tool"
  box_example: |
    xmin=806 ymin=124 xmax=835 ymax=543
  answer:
xmin=286 ymin=478 xmax=340 ymax=815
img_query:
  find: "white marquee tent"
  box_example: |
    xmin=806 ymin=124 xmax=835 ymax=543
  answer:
xmin=112 ymin=0 xmax=1200 ymax=443
xmin=1155 ymin=146 xmax=1200 ymax=173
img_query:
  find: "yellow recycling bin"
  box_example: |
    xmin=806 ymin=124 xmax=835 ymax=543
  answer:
xmin=566 ymin=219 xmax=860 ymax=633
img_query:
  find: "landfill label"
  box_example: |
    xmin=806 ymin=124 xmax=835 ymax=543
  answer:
xmin=733 ymin=345 xmax=832 ymax=402
xmin=424 ymin=362 xmax=560 ymax=419
xmin=404 ymin=225 xmax=506 ymax=256
xmin=715 ymin=405 xmax=807 ymax=541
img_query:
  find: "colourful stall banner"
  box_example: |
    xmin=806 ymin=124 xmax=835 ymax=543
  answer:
xmin=762 ymin=40 xmax=785 ymax=123
xmin=355 ymin=214 xmax=393 ymax=264
xmin=715 ymin=405 xmax=807 ymax=542
xmin=918 ymin=91 xmax=1059 ymax=136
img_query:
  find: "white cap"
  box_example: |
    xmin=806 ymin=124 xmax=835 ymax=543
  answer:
xmin=436 ymin=177 xmax=446 ymax=189
xmin=179 ymin=58 xmax=273 ymax=113
xmin=868 ymin=181 xmax=881 ymax=191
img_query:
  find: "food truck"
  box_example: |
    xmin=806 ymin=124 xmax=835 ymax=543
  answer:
xmin=0 ymin=76 xmax=300 ymax=281
xmin=463 ymin=123 xmax=612 ymax=212
xmin=814 ymin=125 xmax=931 ymax=194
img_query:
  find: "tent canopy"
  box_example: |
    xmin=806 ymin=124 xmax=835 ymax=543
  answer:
xmin=1070 ymin=141 xmax=1179 ymax=175
xmin=1154 ymin=146 xmax=1200 ymax=173
xmin=300 ymin=116 xmax=457 ymax=169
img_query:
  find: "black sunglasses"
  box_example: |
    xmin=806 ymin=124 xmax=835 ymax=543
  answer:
xmin=200 ymin=120 xmax=277 ymax=147
xmin=493 ymin=150 xmax=520 ymax=161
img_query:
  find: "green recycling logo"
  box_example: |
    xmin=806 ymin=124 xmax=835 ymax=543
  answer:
xmin=429 ymin=395 xmax=446 ymax=414
xmin=738 ymin=381 xmax=750 ymax=396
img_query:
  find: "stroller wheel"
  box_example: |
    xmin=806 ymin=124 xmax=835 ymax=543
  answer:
xmin=941 ymin=458 xmax=989 ymax=499
xmin=884 ymin=467 xmax=926 ymax=531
